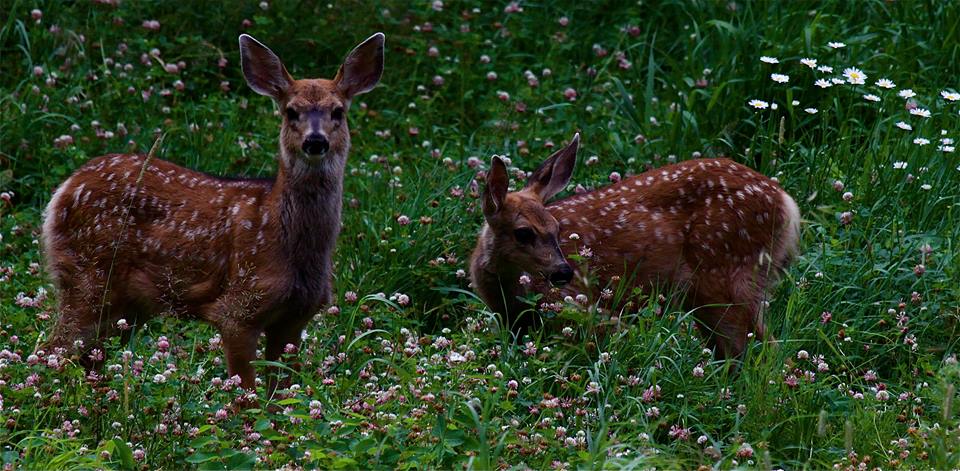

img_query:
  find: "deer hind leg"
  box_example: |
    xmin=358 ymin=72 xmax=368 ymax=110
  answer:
xmin=692 ymin=267 xmax=766 ymax=359
xmin=46 ymin=283 xmax=128 ymax=370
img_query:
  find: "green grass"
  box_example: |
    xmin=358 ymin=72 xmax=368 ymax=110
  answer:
xmin=2 ymin=0 xmax=960 ymax=468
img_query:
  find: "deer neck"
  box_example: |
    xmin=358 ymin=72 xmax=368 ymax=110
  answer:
xmin=470 ymin=224 xmax=524 ymax=316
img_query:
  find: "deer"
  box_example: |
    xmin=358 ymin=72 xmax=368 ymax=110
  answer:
xmin=470 ymin=133 xmax=801 ymax=359
xmin=40 ymin=32 xmax=385 ymax=392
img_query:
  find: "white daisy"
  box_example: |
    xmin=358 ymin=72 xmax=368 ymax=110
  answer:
xmin=941 ymin=137 xmax=954 ymax=145
xmin=895 ymin=121 xmax=912 ymax=130
xmin=760 ymin=56 xmax=779 ymax=64
xmin=893 ymin=161 xmax=908 ymax=169
xmin=940 ymin=145 xmax=955 ymax=153
xmin=815 ymin=79 xmax=832 ymax=88
xmin=817 ymin=65 xmax=834 ymax=73
xmin=828 ymin=41 xmax=846 ymax=49
xmin=875 ymin=78 xmax=895 ymax=89
xmin=913 ymin=137 xmax=930 ymax=146
xmin=898 ymin=89 xmax=916 ymax=99
xmin=941 ymin=90 xmax=960 ymax=101
xmin=842 ymin=67 xmax=867 ymax=85
xmin=800 ymin=58 xmax=817 ymax=68
xmin=910 ymin=108 xmax=931 ymax=118
xmin=771 ymin=73 xmax=790 ymax=83
xmin=748 ymin=99 xmax=769 ymax=109
xmin=831 ymin=77 xmax=846 ymax=85
xmin=864 ymin=94 xmax=880 ymax=102
xmin=804 ymin=108 xmax=818 ymax=114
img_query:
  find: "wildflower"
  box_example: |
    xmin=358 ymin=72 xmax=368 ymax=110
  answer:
xmin=863 ymin=94 xmax=880 ymax=102
xmin=396 ymin=215 xmax=411 ymax=225
xmin=817 ymin=65 xmax=834 ymax=73
xmin=486 ymin=71 xmax=498 ymax=81
xmin=668 ymin=425 xmax=690 ymax=440
xmin=821 ymin=311 xmax=832 ymax=323
xmin=876 ymin=78 xmax=895 ymax=89
xmin=132 ymin=449 xmax=146 ymax=461
xmin=558 ymin=16 xmax=569 ymax=26
xmin=585 ymin=382 xmax=601 ymax=394
xmin=760 ymin=56 xmax=779 ymax=64
xmin=842 ymin=191 xmax=853 ymax=202
xmin=737 ymin=443 xmax=755 ymax=459
xmin=804 ymin=107 xmax=818 ymax=114
xmin=142 ymin=20 xmax=161 ymax=31
xmin=913 ymin=138 xmax=930 ymax=146
xmin=842 ymin=67 xmax=866 ymax=85
xmin=876 ymin=390 xmax=890 ymax=401
xmin=692 ymin=366 xmax=704 ymax=377
xmin=563 ymin=87 xmax=577 ymax=101
xmin=898 ymin=89 xmax=916 ymax=99
xmin=770 ymin=73 xmax=789 ymax=83
xmin=152 ymin=374 xmax=166 ymax=384
xmin=910 ymin=108 xmax=931 ymax=118
xmin=519 ymin=274 xmax=532 ymax=286
xmin=814 ymin=79 xmax=832 ymax=88
xmin=893 ymin=161 xmax=908 ymax=169
xmin=797 ymin=349 xmax=809 ymax=360
xmin=800 ymin=58 xmax=817 ymax=68
xmin=608 ymin=171 xmax=621 ymax=182
xmin=942 ymin=90 xmax=960 ymax=101
xmin=828 ymin=41 xmax=846 ymax=48
xmin=895 ymin=121 xmax=912 ymax=130
xmin=748 ymin=99 xmax=769 ymax=109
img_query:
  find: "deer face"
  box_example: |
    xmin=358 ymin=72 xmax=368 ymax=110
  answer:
xmin=482 ymin=134 xmax=580 ymax=286
xmin=239 ymin=33 xmax=384 ymax=166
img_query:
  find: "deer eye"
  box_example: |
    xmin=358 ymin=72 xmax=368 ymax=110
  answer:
xmin=331 ymin=107 xmax=344 ymax=121
xmin=285 ymin=108 xmax=300 ymax=121
xmin=513 ymin=228 xmax=536 ymax=245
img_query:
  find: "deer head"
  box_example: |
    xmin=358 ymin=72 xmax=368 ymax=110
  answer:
xmin=239 ymin=33 xmax=384 ymax=173
xmin=481 ymin=133 xmax=580 ymax=286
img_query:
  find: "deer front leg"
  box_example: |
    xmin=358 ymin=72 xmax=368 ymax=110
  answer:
xmin=219 ymin=324 xmax=261 ymax=391
xmin=264 ymin=316 xmax=312 ymax=397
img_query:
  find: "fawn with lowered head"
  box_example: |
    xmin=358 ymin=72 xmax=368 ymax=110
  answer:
xmin=470 ymin=134 xmax=801 ymax=358
xmin=41 ymin=33 xmax=385 ymax=390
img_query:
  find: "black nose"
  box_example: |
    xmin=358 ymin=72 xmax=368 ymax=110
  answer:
xmin=302 ymin=135 xmax=329 ymax=156
xmin=549 ymin=266 xmax=574 ymax=286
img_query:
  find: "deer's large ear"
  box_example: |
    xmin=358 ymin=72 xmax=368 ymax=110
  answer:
xmin=335 ymin=32 xmax=385 ymax=99
xmin=239 ymin=34 xmax=293 ymax=101
xmin=482 ymin=156 xmax=510 ymax=218
xmin=524 ymin=133 xmax=579 ymax=202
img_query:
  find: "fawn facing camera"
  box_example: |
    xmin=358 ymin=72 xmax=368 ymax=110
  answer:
xmin=40 ymin=33 xmax=385 ymax=394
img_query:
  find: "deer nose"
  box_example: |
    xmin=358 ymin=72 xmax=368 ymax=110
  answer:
xmin=549 ymin=265 xmax=574 ymax=286
xmin=302 ymin=135 xmax=329 ymax=156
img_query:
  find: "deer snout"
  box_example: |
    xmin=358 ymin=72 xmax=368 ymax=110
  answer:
xmin=549 ymin=264 xmax=574 ymax=286
xmin=302 ymin=134 xmax=329 ymax=156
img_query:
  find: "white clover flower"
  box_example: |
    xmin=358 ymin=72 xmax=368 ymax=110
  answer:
xmin=815 ymin=79 xmax=832 ymax=88
xmin=842 ymin=67 xmax=866 ymax=85
xmin=875 ymin=78 xmax=895 ymax=89
xmin=770 ymin=73 xmax=789 ymax=83
xmin=898 ymin=89 xmax=916 ymax=99
xmin=910 ymin=108 xmax=931 ymax=118
xmin=946 ymin=145 xmax=959 ymax=153
xmin=748 ymin=99 xmax=769 ymax=109
xmin=921 ymin=184 xmax=932 ymax=190
xmin=895 ymin=121 xmax=912 ymax=130
xmin=804 ymin=107 xmax=818 ymax=114
xmin=828 ymin=41 xmax=846 ymax=48
xmin=791 ymin=100 xmax=800 ymax=106
xmin=863 ymin=94 xmax=880 ymax=102
xmin=770 ymin=102 xmax=779 ymax=110
xmin=800 ymin=58 xmax=817 ymax=68
xmin=941 ymin=90 xmax=960 ymax=101
xmin=817 ymin=65 xmax=834 ymax=73
xmin=893 ymin=161 xmax=908 ymax=169
xmin=913 ymin=137 xmax=930 ymax=146
xmin=760 ymin=56 xmax=779 ymax=64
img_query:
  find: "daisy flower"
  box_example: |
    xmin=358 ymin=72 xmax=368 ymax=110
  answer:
xmin=804 ymin=108 xmax=818 ymax=114
xmin=831 ymin=77 xmax=845 ymax=85
xmin=898 ymin=89 xmax=916 ymax=99
xmin=815 ymin=79 xmax=832 ymax=88
xmin=760 ymin=56 xmax=779 ymax=64
xmin=863 ymin=94 xmax=880 ymax=102
xmin=842 ymin=67 xmax=867 ymax=85
xmin=828 ymin=41 xmax=846 ymax=48
xmin=770 ymin=73 xmax=789 ymax=83
xmin=893 ymin=161 xmax=908 ymax=169
xmin=800 ymin=58 xmax=817 ymax=68
xmin=748 ymin=99 xmax=769 ymax=109
xmin=895 ymin=121 xmax=912 ymax=130
xmin=913 ymin=137 xmax=930 ymax=146
xmin=940 ymin=145 xmax=955 ymax=153
xmin=941 ymin=90 xmax=960 ymax=101
xmin=817 ymin=65 xmax=834 ymax=73
xmin=910 ymin=108 xmax=931 ymax=118
xmin=875 ymin=78 xmax=895 ymax=89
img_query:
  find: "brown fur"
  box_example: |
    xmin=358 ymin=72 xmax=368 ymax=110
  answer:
xmin=471 ymin=135 xmax=801 ymax=359
xmin=41 ymin=33 xmax=385 ymax=392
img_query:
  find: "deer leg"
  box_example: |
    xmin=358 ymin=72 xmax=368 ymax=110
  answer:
xmin=264 ymin=317 xmax=311 ymax=397
xmin=219 ymin=325 xmax=260 ymax=391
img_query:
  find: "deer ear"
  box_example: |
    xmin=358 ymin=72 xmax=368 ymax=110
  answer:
xmin=525 ymin=133 xmax=579 ymax=201
xmin=335 ymin=32 xmax=385 ymax=98
xmin=482 ymin=156 xmax=509 ymax=217
xmin=239 ymin=34 xmax=293 ymax=101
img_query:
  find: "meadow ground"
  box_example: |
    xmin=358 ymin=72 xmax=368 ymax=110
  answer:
xmin=1 ymin=0 xmax=960 ymax=469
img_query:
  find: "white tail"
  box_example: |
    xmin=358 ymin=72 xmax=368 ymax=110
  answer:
xmin=41 ymin=33 xmax=385 ymax=392
xmin=471 ymin=134 xmax=801 ymax=358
